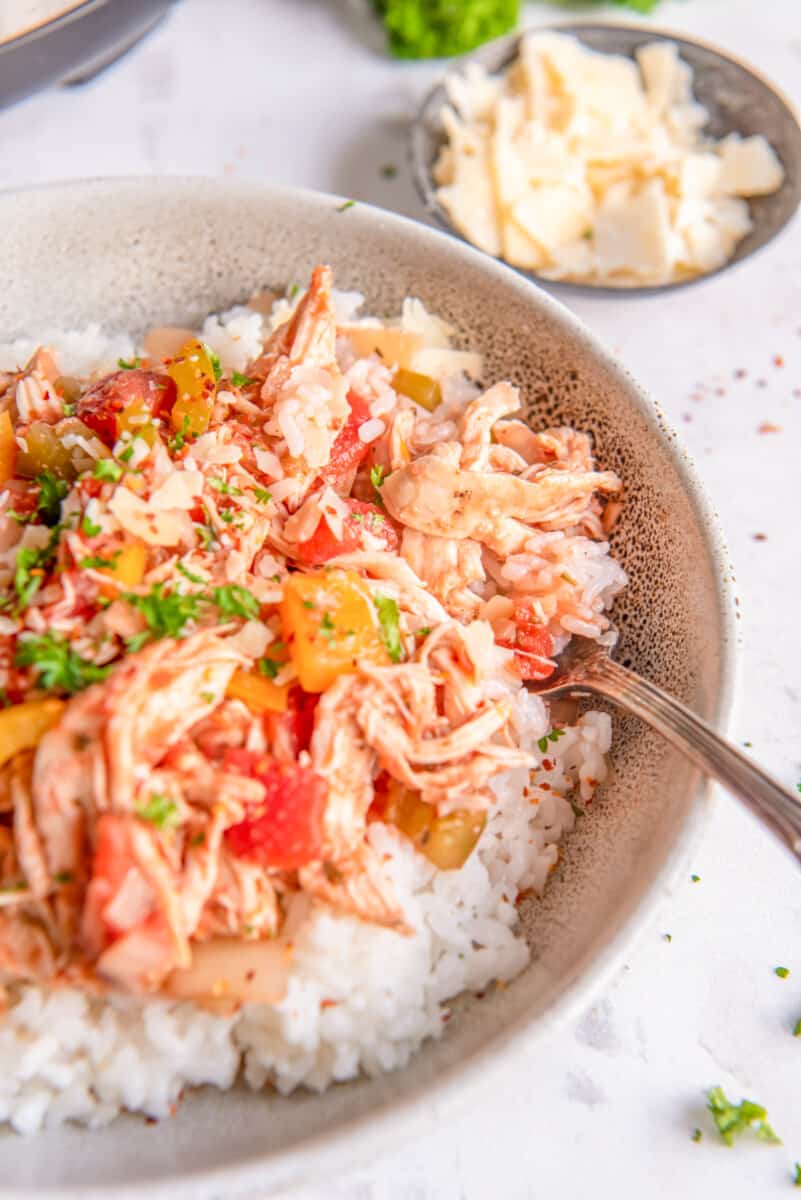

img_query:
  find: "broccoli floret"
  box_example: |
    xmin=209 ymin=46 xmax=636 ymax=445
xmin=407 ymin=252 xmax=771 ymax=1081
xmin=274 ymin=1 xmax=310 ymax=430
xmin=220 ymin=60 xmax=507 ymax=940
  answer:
xmin=373 ymin=0 xmax=520 ymax=60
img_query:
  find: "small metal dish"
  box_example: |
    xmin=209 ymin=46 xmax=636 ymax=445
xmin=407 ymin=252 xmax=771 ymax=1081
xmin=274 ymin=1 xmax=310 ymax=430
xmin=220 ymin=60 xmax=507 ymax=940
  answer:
xmin=411 ymin=23 xmax=801 ymax=296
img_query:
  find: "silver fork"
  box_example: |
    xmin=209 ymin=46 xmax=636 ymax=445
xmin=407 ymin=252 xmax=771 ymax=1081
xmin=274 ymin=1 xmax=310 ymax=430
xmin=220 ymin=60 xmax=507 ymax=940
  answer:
xmin=526 ymin=638 xmax=801 ymax=859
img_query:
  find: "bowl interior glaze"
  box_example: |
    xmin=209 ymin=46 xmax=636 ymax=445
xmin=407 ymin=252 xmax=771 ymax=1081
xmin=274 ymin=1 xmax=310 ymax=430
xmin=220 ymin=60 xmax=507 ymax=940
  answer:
xmin=0 ymin=179 xmax=734 ymax=1199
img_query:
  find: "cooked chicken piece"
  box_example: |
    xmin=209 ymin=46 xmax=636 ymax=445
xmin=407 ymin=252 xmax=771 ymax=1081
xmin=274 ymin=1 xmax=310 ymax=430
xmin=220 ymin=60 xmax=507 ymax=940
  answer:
xmin=460 ymin=382 xmax=520 ymax=469
xmin=310 ymin=675 xmax=375 ymax=860
xmin=299 ymin=844 xmax=407 ymax=931
xmin=494 ymin=421 xmax=596 ymax=471
xmin=382 ymin=454 xmax=621 ymax=553
xmin=400 ymin=529 xmax=485 ymax=620
xmin=11 ymin=753 xmax=51 ymax=901
xmin=197 ymin=848 xmax=280 ymax=941
xmin=254 ymin=265 xmax=339 ymax=386
xmin=328 ymin=550 xmax=450 ymax=626
xmin=0 ymin=910 xmax=59 ymax=983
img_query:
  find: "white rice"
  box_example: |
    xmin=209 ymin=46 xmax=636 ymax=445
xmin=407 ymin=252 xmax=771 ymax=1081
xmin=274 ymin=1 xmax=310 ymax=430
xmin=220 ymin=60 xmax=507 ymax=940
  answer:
xmin=0 ymin=308 xmax=616 ymax=1134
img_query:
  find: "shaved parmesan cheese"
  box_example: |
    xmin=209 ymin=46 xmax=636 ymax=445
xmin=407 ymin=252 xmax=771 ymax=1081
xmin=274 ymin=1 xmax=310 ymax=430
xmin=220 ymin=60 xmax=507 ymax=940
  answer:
xmin=434 ymin=31 xmax=785 ymax=286
xmin=719 ymin=134 xmax=785 ymax=197
xmin=149 ymin=469 xmax=204 ymax=511
xmin=108 ymin=486 xmax=192 ymax=548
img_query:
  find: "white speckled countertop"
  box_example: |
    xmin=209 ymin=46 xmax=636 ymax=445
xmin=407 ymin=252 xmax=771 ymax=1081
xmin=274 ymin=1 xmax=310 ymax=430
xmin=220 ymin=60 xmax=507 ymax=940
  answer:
xmin=2 ymin=1 xmax=800 ymax=1194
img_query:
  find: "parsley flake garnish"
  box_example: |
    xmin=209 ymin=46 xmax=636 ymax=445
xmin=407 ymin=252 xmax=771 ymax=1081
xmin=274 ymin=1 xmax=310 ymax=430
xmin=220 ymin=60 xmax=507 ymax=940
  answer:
xmin=794 ymin=1162 xmax=801 ymax=1187
xmin=168 ymin=414 xmax=191 ymax=455
xmin=691 ymin=874 xmax=700 ymax=883
xmin=81 ymin=514 xmax=102 ymax=537
xmin=15 ymin=632 xmax=111 ymax=694
xmin=337 ymin=199 xmax=355 ymax=213
xmin=793 ymin=1018 xmax=801 ymax=1038
xmin=374 ymin=594 xmax=403 ymax=662
xmin=53 ymin=870 xmax=73 ymax=885
xmin=691 ymin=1128 xmax=702 ymax=1142
xmin=62 ymin=401 xmax=76 ymax=417
xmin=117 ymin=357 xmax=141 ymax=370
xmin=79 ymin=552 xmax=121 ymax=570
xmin=118 ymin=444 xmax=135 ymax=464
xmin=209 ymin=477 xmax=243 ymax=496
xmin=320 ymin=611 xmax=336 ymax=641
xmin=124 ymin=583 xmax=204 ymax=643
xmin=776 ymin=966 xmax=790 ymax=979
xmin=204 ymin=345 xmax=222 ymax=383
xmin=253 ymin=487 xmax=272 ymax=504
xmin=136 ymin=793 xmax=181 ymax=831
xmin=370 ymin=464 xmax=387 ymax=491
xmin=211 ymin=584 xmax=260 ymax=620
xmin=34 ymin=472 xmax=68 ymax=526
xmin=706 ymin=1086 xmax=781 ymax=1146
xmin=537 ymin=728 xmax=566 ymax=754
xmin=12 ymin=529 xmax=60 ymax=610
xmin=381 ymin=164 xmax=398 ymax=179
xmin=231 ymin=371 xmax=255 ymax=388
xmin=177 ymin=561 xmax=206 ymax=585
xmin=257 ymin=656 xmax=280 ymax=680
xmin=93 ymin=458 xmax=123 ymax=483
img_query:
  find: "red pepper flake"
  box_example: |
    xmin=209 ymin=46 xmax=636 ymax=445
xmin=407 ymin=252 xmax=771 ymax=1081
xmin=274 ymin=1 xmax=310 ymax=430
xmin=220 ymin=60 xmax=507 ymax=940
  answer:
xmin=734 ymin=367 xmax=747 ymax=380
xmin=758 ymin=421 xmax=782 ymax=434
xmin=753 ymin=532 xmax=768 ymax=542
xmin=320 ymin=998 xmax=337 ymax=1009
xmin=773 ymin=354 xmax=785 ymax=368
xmin=542 ymin=758 xmax=554 ymax=772
xmin=245 ymin=969 xmax=255 ymax=982
xmin=539 ymin=782 xmax=551 ymax=791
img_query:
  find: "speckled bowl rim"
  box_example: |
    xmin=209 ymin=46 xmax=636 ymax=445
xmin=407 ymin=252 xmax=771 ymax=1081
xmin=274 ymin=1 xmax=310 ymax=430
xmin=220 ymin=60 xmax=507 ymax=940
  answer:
xmin=0 ymin=178 xmax=737 ymax=1200
xmin=411 ymin=19 xmax=801 ymax=299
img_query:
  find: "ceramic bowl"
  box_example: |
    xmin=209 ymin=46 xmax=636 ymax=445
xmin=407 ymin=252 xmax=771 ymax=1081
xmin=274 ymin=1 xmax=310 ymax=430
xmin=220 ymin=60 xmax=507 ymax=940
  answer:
xmin=0 ymin=179 xmax=735 ymax=1198
xmin=411 ymin=23 xmax=801 ymax=297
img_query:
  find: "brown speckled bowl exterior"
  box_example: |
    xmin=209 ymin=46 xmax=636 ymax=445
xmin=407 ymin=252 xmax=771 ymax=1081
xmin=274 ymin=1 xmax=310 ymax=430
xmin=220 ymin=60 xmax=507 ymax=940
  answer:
xmin=0 ymin=179 xmax=735 ymax=1199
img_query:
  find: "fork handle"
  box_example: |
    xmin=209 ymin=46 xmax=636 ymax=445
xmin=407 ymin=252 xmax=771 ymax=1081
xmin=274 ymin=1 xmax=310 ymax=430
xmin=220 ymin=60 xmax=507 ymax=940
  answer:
xmin=581 ymin=657 xmax=801 ymax=859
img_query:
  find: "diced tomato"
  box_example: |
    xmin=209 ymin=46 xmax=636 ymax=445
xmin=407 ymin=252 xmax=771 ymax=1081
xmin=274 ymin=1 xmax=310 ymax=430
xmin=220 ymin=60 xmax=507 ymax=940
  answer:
xmin=319 ymin=390 xmax=372 ymax=489
xmin=224 ymin=750 xmax=328 ymax=869
xmin=296 ymin=498 xmax=398 ymax=565
xmin=77 ymin=369 xmax=177 ymax=446
xmin=288 ymin=687 xmax=320 ymax=754
xmin=499 ymin=620 xmax=556 ymax=681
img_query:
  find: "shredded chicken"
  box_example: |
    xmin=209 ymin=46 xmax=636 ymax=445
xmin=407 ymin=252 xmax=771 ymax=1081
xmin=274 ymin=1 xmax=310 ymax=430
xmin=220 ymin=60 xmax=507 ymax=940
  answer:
xmin=0 ymin=262 xmax=626 ymax=1000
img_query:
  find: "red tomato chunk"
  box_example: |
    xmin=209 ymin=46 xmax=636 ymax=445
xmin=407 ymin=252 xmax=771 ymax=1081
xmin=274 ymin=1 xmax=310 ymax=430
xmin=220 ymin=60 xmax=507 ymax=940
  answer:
xmin=77 ymin=369 xmax=176 ymax=446
xmin=499 ymin=619 xmax=556 ymax=681
xmin=297 ymin=498 xmax=398 ymax=564
xmin=319 ymin=391 xmax=372 ymax=488
xmin=224 ymin=750 xmax=328 ymax=870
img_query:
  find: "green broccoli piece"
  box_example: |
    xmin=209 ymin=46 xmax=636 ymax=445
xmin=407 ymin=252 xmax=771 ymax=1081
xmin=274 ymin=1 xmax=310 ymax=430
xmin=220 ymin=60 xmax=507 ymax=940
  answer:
xmin=373 ymin=0 xmax=520 ymax=60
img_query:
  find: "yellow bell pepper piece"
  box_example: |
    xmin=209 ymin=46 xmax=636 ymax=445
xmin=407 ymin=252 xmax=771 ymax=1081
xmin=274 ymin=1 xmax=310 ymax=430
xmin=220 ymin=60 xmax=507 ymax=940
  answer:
xmin=393 ymin=368 xmax=442 ymax=413
xmin=166 ymin=339 xmax=217 ymax=438
xmin=226 ymin=668 xmax=290 ymax=714
xmin=98 ymin=541 xmax=147 ymax=589
xmin=0 ymin=410 xmax=15 ymax=483
xmin=343 ymin=327 xmax=422 ymax=371
xmin=381 ymin=781 xmax=487 ymax=871
xmin=280 ymin=569 xmax=389 ymax=693
xmin=0 ymin=699 xmax=65 ymax=768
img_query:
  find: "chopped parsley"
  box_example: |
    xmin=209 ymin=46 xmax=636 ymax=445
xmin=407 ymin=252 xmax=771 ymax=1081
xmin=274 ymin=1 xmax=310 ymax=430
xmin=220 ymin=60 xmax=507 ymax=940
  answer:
xmin=168 ymin=414 xmax=191 ymax=454
xmin=93 ymin=458 xmax=123 ymax=483
xmin=124 ymin=583 xmax=205 ymax=643
xmin=117 ymin=357 xmax=141 ymax=370
xmin=136 ymin=793 xmax=181 ymax=831
xmin=211 ymin=584 xmax=260 ymax=620
xmin=209 ymin=476 xmax=243 ymax=496
xmin=81 ymin=514 xmax=102 ymax=537
xmin=337 ymin=199 xmax=356 ymax=213
xmin=231 ymin=371 xmax=255 ymax=388
xmin=253 ymin=487 xmax=272 ymax=504
xmin=776 ymin=966 xmax=790 ymax=979
xmin=795 ymin=1162 xmax=801 ymax=1187
xmin=194 ymin=519 xmax=215 ymax=550
xmin=691 ymin=874 xmax=701 ymax=883
xmin=79 ymin=551 xmax=121 ymax=570
xmin=257 ymin=656 xmax=280 ymax=679
xmin=204 ymin=345 xmax=222 ymax=383
xmin=200 ymin=691 xmax=215 ymax=704
xmin=417 ymin=626 xmax=432 ymax=638
xmin=370 ymin=464 xmax=387 ymax=498
xmin=11 ymin=529 xmax=60 ymax=610
xmin=53 ymin=870 xmax=73 ymax=885
xmin=664 ymin=933 xmax=672 ymax=943
xmin=302 ymin=599 xmax=316 ymax=610
xmin=537 ymin=728 xmax=566 ymax=754
xmin=320 ymin=611 xmax=336 ymax=641
xmin=374 ymin=594 xmax=403 ymax=662
xmin=34 ymin=472 xmax=68 ymax=526
xmin=15 ymin=632 xmax=111 ymax=694
xmin=380 ymin=163 xmax=398 ymax=179
xmin=793 ymin=1018 xmax=801 ymax=1038
xmin=288 ymin=283 xmax=301 ymax=300
xmin=62 ymin=401 xmax=76 ymax=417
xmin=691 ymin=1128 xmax=702 ymax=1143
xmin=176 ymin=561 xmax=206 ymax=585
xmin=189 ymin=831 xmax=206 ymax=848
xmin=706 ymin=1086 xmax=781 ymax=1146
xmin=118 ymin=444 xmax=136 ymax=464
xmin=218 ymin=508 xmax=237 ymax=524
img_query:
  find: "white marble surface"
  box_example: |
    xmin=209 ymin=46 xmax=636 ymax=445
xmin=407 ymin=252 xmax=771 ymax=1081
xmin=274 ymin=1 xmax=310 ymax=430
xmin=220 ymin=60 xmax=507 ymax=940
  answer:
xmin=3 ymin=1 xmax=801 ymax=1195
